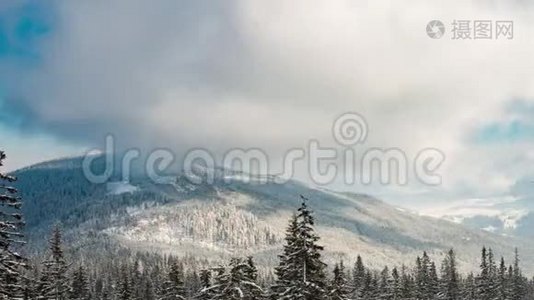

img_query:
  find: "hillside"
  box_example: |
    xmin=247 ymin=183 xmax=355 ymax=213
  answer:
xmin=12 ymin=156 xmax=534 ymax=274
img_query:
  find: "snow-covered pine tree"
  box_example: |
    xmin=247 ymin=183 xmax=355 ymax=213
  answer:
xmin=497 ymin=257 xmax=508 ymax=300
xmin=70 ymin=265 xmax=90 ymax=300
xmin=487 ymin=248 xmax=499 ymax=299
xmin=159 ymin=261 xmax=186 ymax=300
xmin=244 ymin=257 xmax=263 ymax=300
xmin=399 ymin=265 xmax=414 ymax=299
xmin=0 ymin=151 xmax=26 ymax=299
xmin=38 ymin=225 xmax=70 ymax=299
xmin=195 ymin=269 xmax=212 ymax=300
xmin=429 ymin=261 xmax=439 ymax=298
xmin=211 ymin=258 xmax=263 ymax=300
xmin=462 ymin=273 xmax=476 ymax=300
xmin=328 ymin=261 xmax=350 ymax=300
xmin=509 ymin=248 xmax=525 ymax=299
xmin=270 ymin=196 xmax=327 ymax=300
xmin=116 ymin=264 xmax=134 ymax=300
xmin=378 ymin=266 xmax=393 ymax=300
xmin=439 ymin=249 xmax=460 ymax=300
xmin=391 ymin=267 xmax=402 ymax=300
xmin=476 ymin=247 xmax=490 ymax=299
xmin=352 ymin=255 xmax=366 ymax=298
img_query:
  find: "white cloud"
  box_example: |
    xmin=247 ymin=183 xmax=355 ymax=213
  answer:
xmin=4 ymin=0 xmax=534 ymax=208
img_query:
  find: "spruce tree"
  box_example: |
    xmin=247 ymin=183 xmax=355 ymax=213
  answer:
xmin=329 ymin=261 xmax=350 ymax=300
xmin=476 ymin=246 xmax=490 ymax=299
xmin=159 ymin=262 xmax=185 ymax=300
xmin=116 ymin=264 xmax=133 ymax=300
xmin=439 ymin=249 xmax=459 ymax=300
xmin=510 ymin=248 xmax=524 ymax=300
xmin=211 ymin=258 xmax=263 ymax=300
xmin=352 ymin=255 xmax=366 ymax=298
xmin=497 ymin=257 xmax=508 ymax=300
xmin=391 ymin=267 xmax=402 ymax=300
xmin=0 ymin=151 xmax=26 ymax=299
xmin=271 ymin=196 xmax=327 ymax=300
xmin=38 ymin=225 xmax=70 ymax=300
xmin=70 ymin=265 xmax=90 ymax=300
xmin=195 ymin=269 xmax=212 ymax=300
xmin=378 ymin=266 xmax=393 ymax=300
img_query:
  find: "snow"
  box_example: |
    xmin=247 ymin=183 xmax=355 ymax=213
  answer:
xmin=106 ymin=181 xmax=139 ymax=195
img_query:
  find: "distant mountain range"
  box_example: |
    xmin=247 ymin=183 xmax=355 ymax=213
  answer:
xmin=11 ymin=155 xmax=534 ymax=275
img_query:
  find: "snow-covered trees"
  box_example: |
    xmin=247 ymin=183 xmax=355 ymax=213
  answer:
xmin=270 ymin=196 xmax=328 ymax=300
xmin=38 ymin=225 xmax=70 ymax=299
xmin=0 ymin=151 xmax=26 ymax=299
xmin=329 ymin=261 xmax=350 ymax=300
xmin=159 ymin=262 xmax=186 ymax=300
xmin=70 ymin=265 xmax=91 ymax=300
xmin=438 ymin=249 xmax=459 ymax=300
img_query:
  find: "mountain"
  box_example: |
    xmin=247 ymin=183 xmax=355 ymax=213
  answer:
xmin=426 ymin=195 xmax=534 ymax=240
xmin=11 ymin=156 xmax=534 ymax=275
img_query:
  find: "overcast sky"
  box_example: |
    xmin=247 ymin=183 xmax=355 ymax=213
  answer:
xmin=1 ymin=0 xmax=534 ymax=211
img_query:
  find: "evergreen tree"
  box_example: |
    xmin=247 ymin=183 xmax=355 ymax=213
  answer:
xmin=329 ymin=261 xmax=350 ymax=300
xmin=159 ymin=262 xmax=185 ymax=300
xmin=0 ymin=151 xmax=26 ymax=299
xmin=462 ymin=273 xmax=476 ymax=300
xmin=270 ymin=196 xmax=327 ymax=300
xmin=476 ymin=246 xmax=490 ymax=299
xmin=439 ymin=249 xmax=459 ymax=300
xmin=116 ymin=264 xmax=133 ymax=300
xmin=509 ymin=248 xmax=524 ymax=300
xmin=352 ymin=255 xmax=366 ymax=298
xmin=211 ymin=258 xmax=263 ymax=300
xmin=38 ymin=225 xmax=70 ymax=300
xmin=195 ymin=269 xmax=212 ymax=300
xmin=497 ymin=257 xmax=508 ymax=300
xmin=378 ymin=266 xmax=393 ymax=300
xmin=391 ymin=267 xmax=402 ymax=300
xmin=399 ymin=265 xmax=414 ymax=300
xmin=70 ymin=265 xmax=90 ymax=300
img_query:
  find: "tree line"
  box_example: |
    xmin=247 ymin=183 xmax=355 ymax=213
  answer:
xmin=1 ymin=151 xmax=534 ymax=299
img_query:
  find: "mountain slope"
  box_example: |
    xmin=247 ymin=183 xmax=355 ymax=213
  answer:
xmin=12 ymin=156 xmax=534 ymax=274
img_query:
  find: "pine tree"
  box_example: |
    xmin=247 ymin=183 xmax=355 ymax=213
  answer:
xmin=476 ymin=246 xmax=490 ymax=299
xmin=487 ymin=248 xmax=499 ymax=299
xmin=378 ymin=266 xmax=393 ymax=300
xmin=439 ymin=249 xmax=459 ymax=300
xmin=70 ymin=265 xmax=90 ymax=300
xmin=399 ymin=265 xmax=414 ymax=300
xmin=391 ymin=267 xmax=402 ymax=300
xmin=270 ymin=196 xmax=327 ymax=300
xmin=497 ymin=257 xmax=508 ymax=300
xmin=159 ymin=261 xmax=185 ymax=300
xmin=352 ymin=255 xmax=366 ymax=298
xmin=116 ymin=264 xmax=133 ymax=300
xmin=462 ymin=273 xmax=476 ymax=300
xmin=0 ymin=151 xmax=26 ymax=299
xmin=38 ymin=225 xmax=70 ymax=300
xmin=211 ymin=258 xmax=263 ymax=300
xmin=329 ymin=261 xmax=350 ymax=300
xmin=509 ymin=248 xmax=524 ymax=300
xmin=195 ymin=269 xmax=212 ymax=300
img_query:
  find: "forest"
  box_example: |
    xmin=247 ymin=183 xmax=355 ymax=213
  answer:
xmin=1 ymin=151 xmax=534 ymax=300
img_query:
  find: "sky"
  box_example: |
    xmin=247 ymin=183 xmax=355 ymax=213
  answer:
xmin=1 ymin=0 xmax=534 ymax=211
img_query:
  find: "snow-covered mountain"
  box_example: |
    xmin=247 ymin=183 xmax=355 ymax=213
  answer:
xmin=422 ymin=195 xmax=534 ymax=239
xmin=12 ymin=156 xmax=534 ymax=275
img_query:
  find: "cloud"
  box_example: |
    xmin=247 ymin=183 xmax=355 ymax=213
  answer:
xmin=2 ymin=0 xmax=534 ymax=207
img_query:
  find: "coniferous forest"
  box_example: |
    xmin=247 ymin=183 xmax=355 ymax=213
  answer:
xmin=2 ymin=151 xmax=534 ymax=299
